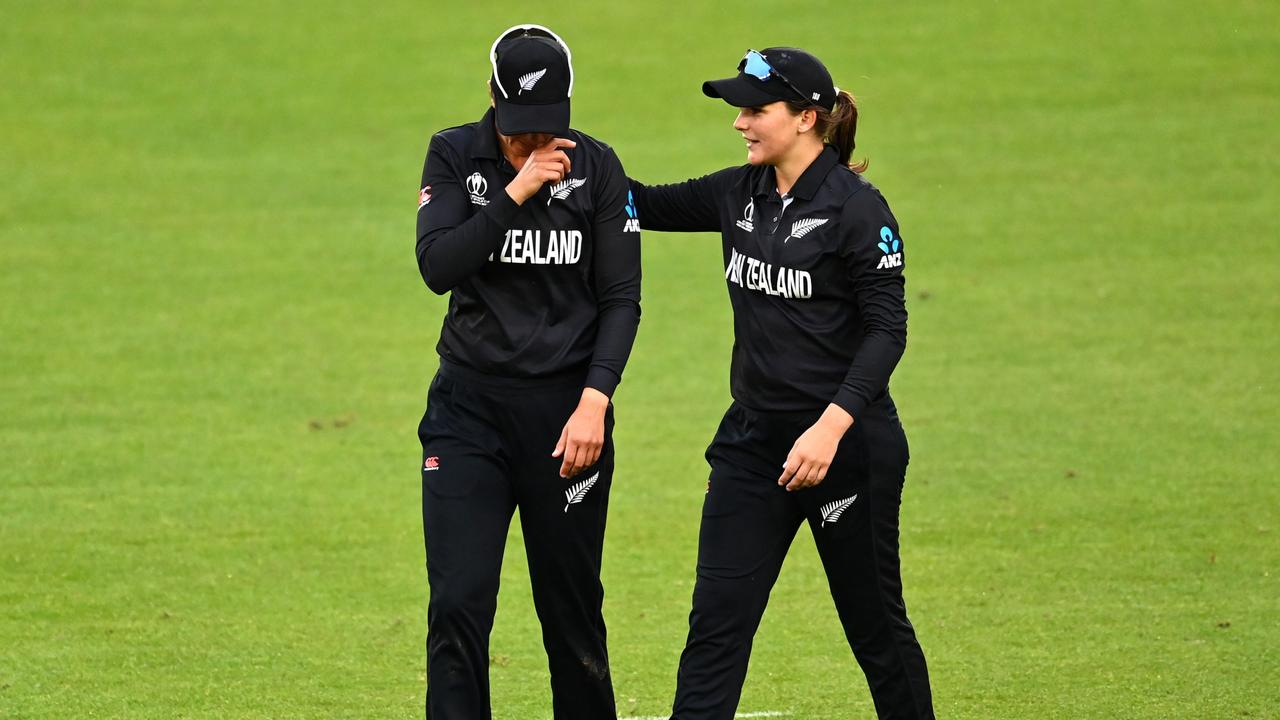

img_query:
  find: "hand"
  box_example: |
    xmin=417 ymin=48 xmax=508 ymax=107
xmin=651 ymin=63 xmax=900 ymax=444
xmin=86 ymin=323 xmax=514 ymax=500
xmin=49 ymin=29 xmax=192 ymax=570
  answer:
xmin=505 ymin=138 xmax=576 ymax=205
xmin=552 ymin=388 xmax=609 ymax=478
xmin=777 ymin=404 xmax=854 ymax=492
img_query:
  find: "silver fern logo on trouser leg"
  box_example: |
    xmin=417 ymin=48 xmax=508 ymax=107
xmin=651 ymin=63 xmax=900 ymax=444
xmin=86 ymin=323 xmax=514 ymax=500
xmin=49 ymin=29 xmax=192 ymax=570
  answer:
xmin=820 ymin=494 xmax=858 ymax=527
xmin=564 ymin=471 xmax=600 ymax=512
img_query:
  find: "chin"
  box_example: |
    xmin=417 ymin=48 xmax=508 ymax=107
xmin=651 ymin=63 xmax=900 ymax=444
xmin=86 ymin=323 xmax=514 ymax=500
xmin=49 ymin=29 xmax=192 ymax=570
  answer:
xmin=745 ymin=148 xmax=769 ymax=166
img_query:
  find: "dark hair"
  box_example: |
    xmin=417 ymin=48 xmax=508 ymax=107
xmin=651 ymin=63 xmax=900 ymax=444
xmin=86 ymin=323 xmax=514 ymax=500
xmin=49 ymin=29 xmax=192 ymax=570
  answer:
xmin=785 ymin=89 xmax=867 ymax=173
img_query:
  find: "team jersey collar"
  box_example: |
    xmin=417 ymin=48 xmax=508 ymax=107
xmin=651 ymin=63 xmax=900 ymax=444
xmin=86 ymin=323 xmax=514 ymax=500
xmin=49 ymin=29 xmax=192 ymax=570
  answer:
xmin=752 ymin=144 xmax=840 ymax=201
xmin=470 ymin=108 xmax=502 ymax=160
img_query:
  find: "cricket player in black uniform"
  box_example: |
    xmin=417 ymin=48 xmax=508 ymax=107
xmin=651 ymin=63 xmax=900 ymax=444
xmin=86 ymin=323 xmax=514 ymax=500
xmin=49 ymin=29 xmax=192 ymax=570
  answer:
xmin=414 ymin=24 xmax=640 ymax=719
xmin=629 ymin=48 xmax=934 ymax=719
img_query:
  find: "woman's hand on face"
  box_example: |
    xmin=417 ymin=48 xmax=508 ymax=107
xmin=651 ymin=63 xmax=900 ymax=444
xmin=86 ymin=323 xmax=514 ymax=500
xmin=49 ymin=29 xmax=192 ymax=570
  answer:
xmin=552 ymin=387 xmax=609 ymax=479
xmin=777 ymin=404 xmax=855 ymax=492
xmin=505 ymin=138 xmax=576 ymax=205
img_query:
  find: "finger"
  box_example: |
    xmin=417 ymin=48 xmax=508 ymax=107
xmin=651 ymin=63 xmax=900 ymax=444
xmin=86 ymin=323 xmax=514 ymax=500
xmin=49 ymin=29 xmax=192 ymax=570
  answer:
xmin=552 ymin=426 xmax=568 ymax=458
xmin=532 ymin=169 xmax=562 ymax=186
xmin=548 ymin=150 xmax=571 ymax=174
xmin=572 ymin=440 xmax=595 ymax=475
xmin=559 ymin=443 xmax=576 ymax=478
xmin=531 ymin=149 xmax=572 ymax=176
xmin=540 ymin=137 xmax=577 ymax=152
xmin=561 ymin=438 xmax=576 ymax=476
xmin=777 ymin=457 xmax=797 ymax=487
xmin=805 ymin=464 xmax=822 ymax=487
xmin=536 ymin=161 xmax=565 ymax=182
xmin=536 ymin=149 xmax=570 ymax=164
xmin=785 ymin=461 xmax=815 ymax=492
xmin=531 ymin=153 xmax=570 ymax=178
xmin=561 ymin=440 xmax=582 ymax=478
xmin=583 ymin=445 xmax=601 ymax=472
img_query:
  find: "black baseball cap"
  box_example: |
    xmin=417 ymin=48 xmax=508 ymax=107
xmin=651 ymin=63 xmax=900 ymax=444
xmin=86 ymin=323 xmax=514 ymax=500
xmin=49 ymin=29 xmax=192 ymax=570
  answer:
xmin=703 ymin=47 xmax=838 ymax=112
xmin=488 ymin=24 xmax=574 ymax=136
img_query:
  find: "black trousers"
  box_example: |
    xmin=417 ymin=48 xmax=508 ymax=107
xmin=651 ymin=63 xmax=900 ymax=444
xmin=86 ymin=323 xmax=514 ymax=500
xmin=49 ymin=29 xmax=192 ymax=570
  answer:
xmin=419 ymin=361 xmax=617 ymax=720
xmin=670 ymin=401 xmax=934 ymax=720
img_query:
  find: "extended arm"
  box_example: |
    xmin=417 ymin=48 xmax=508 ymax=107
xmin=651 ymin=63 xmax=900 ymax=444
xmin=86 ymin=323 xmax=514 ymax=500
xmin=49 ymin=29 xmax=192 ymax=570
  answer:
xmin=626 ymin=168 xmax=737 ymax=233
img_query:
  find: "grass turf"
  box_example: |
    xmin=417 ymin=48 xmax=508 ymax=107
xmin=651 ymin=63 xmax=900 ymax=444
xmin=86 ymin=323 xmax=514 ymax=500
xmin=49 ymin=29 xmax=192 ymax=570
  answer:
xmin=2 ymin=1 xmax=1277 ymax=718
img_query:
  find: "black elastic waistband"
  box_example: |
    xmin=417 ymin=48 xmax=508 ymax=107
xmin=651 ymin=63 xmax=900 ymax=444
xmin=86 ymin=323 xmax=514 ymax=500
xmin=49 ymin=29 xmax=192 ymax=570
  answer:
xmin=732 ymin=402 xmax=824 ymax=428
xmin=732 ymin=394 xmax=898 ymax=427
xmin=437 ymin=359 xmax=587 ymax=392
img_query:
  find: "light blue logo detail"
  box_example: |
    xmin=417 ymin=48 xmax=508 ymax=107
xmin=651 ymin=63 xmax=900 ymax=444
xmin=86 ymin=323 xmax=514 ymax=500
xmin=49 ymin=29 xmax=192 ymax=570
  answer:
xmin=877 ymin=225 xmax=900 ymax=254
xmin=624 ymin=190 xmax=638 ymax=219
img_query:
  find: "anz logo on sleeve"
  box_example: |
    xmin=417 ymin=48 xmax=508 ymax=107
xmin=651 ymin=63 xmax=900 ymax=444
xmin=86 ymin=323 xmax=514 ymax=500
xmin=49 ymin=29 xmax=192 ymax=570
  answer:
xmin=876 ymin=226 xmax=903 ymax=270
xmin=622 ymin=190 xmax=640 ymax=233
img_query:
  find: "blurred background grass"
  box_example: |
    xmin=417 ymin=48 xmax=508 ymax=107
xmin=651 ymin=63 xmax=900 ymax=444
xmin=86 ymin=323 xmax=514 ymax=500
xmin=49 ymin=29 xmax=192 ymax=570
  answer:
xmin=1 ymin=1 xmax=1277 ymax=718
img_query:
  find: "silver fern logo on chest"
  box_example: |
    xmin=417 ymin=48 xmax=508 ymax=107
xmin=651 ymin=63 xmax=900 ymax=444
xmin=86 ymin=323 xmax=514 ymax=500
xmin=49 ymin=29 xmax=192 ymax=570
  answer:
xmin=786 ymin=217 xmax=828 ymax=243
xmin=518 ymin=68 xmax=547 ymax=94
xmin=564 ymin=471 xmax=600 ymax=512
xmin=547 ymin=177 xmax=587 ymax=205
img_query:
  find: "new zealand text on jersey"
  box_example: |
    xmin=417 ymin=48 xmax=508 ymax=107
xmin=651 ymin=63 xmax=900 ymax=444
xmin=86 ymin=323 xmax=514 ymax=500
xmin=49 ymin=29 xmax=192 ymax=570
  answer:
xmin=489 ymin=229 xmax=583 ymax=265
xmin=725 ymin=247 xmax=813 ymax=299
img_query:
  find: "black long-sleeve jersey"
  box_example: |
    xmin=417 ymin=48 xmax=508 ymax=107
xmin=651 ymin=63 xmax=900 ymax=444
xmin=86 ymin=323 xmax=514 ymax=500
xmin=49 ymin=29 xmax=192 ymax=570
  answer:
xmin=416 ymin=109 xmax=642 ymax=397
xmin=629 ymin=145 xmax=906 ymax=420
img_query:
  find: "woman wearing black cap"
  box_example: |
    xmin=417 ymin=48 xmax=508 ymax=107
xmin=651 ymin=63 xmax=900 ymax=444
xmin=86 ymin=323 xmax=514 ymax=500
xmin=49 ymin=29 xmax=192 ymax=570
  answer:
xmin=629 ymin=48 xmax=935 ymax=719
xmin=414 ymin=23 xmax=641 ymax=720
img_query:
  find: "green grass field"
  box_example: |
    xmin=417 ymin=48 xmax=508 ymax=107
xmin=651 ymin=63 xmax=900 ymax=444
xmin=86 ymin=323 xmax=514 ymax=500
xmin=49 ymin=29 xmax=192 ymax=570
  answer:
xmin=2 ymin=1 xmax=1277 ymax=718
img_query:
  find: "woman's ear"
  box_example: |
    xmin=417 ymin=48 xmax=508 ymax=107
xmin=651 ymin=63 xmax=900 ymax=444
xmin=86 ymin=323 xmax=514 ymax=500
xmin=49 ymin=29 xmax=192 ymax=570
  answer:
xmin=797 ymin=108 xmax=817 ymax=134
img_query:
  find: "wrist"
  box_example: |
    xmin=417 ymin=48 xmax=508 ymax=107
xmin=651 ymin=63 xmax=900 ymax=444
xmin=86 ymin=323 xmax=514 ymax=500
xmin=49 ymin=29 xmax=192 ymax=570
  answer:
xmin=504 ymin=182 xmax=531 ymax=206
xmin=579 ymin=387 xmax=610 ymax=410
xmin=818 ymin=403 xmax=854 ymax=435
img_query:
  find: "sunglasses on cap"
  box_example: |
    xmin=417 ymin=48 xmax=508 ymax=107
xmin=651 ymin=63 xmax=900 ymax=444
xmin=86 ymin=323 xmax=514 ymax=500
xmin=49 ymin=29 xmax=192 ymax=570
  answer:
xmin=738 ymin=49 xmax=811 ymax=105
xmin=489 ymin=24 xmax=575 ymax=100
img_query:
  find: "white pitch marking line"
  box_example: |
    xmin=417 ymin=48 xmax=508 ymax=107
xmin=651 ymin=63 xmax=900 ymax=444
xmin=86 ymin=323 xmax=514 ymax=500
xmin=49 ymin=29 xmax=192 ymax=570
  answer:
xmin=616 ymin=707 xmax=783 ymax=712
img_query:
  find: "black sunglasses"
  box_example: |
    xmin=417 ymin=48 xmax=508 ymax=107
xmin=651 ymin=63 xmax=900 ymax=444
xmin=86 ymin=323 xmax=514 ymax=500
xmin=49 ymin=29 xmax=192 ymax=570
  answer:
xmin=739 ymin=50 xmax=810 ymax=104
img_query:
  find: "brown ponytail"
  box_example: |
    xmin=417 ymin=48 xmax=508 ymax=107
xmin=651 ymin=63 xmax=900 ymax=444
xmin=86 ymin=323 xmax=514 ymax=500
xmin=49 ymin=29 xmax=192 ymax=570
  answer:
xmin=786 ymin=89 xmax=867 ymax=173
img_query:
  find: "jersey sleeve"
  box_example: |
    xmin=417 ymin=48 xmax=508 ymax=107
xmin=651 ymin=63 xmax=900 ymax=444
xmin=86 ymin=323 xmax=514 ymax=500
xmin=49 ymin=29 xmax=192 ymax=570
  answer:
xmin=832 ymin=188 xmax=908 ymax=420
xmin=415 ymin=134 xmax=521 ymax=294
xmin=626 ymin=168 xmax=736 ymax=232
xmin=585 ymin=147 xmax=643 ymax=397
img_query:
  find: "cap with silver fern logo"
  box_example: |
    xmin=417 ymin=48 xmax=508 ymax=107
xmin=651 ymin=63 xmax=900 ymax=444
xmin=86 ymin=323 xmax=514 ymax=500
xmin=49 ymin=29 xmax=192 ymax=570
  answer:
xmin=488 ymin=24 xmax=573 ymax=135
